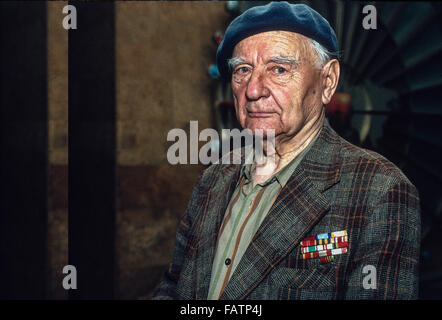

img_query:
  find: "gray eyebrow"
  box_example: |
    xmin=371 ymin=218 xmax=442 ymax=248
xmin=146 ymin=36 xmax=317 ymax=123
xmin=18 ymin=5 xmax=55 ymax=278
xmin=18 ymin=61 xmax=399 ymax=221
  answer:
xmin=268 ymin=55 xmax=299 ymax=66
xmin=228 ymin=57 xmax=247 ymax=72
xmin=228 ymin=55 xmax=299 ymax=72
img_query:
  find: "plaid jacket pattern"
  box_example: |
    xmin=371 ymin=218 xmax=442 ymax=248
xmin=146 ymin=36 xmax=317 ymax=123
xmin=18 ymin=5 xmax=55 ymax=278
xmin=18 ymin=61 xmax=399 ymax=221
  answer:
xmin=152 ymin=121 xmax=421 ymax=300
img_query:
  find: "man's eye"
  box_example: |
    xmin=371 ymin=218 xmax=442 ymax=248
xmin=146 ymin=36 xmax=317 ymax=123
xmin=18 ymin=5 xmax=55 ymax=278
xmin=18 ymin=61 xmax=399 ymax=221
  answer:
xmin=274 ymin=66 xmax=287 ymax=74
xmin=236 ymin=66 xmax=249 ymax=74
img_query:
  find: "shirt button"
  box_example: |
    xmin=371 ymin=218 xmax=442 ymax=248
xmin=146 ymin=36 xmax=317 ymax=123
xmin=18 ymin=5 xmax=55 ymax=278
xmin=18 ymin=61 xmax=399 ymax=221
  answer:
xmin=225 ymin=258 xmax=231 ymax=266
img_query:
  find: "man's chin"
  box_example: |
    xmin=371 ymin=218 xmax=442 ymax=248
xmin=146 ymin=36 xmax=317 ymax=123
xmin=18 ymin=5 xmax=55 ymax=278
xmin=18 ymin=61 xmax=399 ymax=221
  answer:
xmin=244 ymin=127 xmax=278 ymax=139
xmin=241 ymin=119 xmax=280 ymax=138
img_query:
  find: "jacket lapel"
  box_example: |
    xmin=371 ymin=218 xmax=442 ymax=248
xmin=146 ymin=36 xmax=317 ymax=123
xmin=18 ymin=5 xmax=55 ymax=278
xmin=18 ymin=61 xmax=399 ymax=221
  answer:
xmin=219 ymin=121 xmax=343 ymax=300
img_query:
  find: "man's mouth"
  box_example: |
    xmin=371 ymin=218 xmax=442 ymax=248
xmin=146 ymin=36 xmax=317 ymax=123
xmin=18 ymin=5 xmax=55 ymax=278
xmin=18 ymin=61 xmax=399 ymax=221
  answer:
xmin=247 ymin=111 xmax=274 ymax=118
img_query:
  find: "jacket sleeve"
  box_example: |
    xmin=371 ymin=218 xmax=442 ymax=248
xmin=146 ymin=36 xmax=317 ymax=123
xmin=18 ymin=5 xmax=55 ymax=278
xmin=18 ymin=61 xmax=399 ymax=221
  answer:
xmin=150 ymin=211 xmax=191 ymax=300
xmin=344 ymin=181 xmax=421 ymax=299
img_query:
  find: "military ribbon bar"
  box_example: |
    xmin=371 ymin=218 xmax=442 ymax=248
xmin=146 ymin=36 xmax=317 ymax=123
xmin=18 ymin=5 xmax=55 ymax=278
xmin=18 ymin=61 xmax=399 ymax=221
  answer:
xmin=301 ymin=240 xmax=348 ymax=254
xmin=320 ymin=256 xmax=334 ymax=264
xmin=302 ymin=247 xmax=348 ymax=260
xmin=300 ymin=235 xmax=348 ymax=247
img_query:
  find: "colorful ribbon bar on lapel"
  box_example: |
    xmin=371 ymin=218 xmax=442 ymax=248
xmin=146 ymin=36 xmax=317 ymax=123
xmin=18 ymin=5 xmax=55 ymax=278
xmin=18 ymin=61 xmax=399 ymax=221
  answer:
xmin=300 ymin=230 xmax=348 ymax=262
xmin=320 ymin=256 xmax=334 ymax=264
xmin=302 ymin=247 xmax=347 ymax=260
xmin=302 ymin=230 xmax=347 ymax=241
xmin=300 ymin=235 xmax=348 ymax=247
xmin=301 ymin=240 xmax=348 ymax=253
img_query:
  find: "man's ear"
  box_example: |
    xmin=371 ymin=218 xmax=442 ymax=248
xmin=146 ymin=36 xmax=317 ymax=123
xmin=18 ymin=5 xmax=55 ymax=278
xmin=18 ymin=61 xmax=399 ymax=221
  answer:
xmin=321 ymin=59 xmax=340 ymax=105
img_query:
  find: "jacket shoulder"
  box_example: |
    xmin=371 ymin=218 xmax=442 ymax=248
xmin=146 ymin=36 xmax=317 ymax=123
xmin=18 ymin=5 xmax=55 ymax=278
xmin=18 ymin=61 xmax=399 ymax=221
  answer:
xmin=337 ymin=136 xmax=416 ymax=191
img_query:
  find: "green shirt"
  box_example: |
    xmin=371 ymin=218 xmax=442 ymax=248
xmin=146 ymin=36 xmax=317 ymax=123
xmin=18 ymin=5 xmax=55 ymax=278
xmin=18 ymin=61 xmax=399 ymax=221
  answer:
xmin=207 ymin=132 xmax=319 ymax=300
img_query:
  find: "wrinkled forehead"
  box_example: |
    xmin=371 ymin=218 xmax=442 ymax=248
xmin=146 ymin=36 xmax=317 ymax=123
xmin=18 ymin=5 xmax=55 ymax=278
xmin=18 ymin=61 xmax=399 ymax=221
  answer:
xmin=232 ymin=30 xmax=314 ymax=62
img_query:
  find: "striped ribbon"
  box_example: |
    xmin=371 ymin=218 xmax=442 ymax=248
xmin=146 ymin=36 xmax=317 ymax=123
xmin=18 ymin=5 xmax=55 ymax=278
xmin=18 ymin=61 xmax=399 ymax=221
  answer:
xmin=300 ymin=235 xmax=348 ymax=247
xmin=301 ymin=240 xmax=348 ymax=253
xmin=320 ymin=256 xmax=334 ymax=264
xmin=302 ymin=247 xmax=348 ymax=260
xmin=301 ymin=230 xmax=347 ymax=243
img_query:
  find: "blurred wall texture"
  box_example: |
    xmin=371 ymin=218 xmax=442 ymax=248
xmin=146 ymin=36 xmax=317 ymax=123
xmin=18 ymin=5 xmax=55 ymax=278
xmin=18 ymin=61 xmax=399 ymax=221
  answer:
xmin=114 ymin=2 xmax=229 ymax=299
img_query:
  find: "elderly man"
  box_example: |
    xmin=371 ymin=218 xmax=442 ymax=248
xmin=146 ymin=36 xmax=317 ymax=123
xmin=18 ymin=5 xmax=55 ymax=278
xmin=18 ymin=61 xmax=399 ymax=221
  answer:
xmin=153 ymin=2 xmax=420 ymax=300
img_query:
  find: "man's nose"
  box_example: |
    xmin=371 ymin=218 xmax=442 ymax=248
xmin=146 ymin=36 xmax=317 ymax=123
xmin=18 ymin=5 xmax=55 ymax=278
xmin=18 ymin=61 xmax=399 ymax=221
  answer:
xmin=245 ymin=71 xmax=270 ymax=101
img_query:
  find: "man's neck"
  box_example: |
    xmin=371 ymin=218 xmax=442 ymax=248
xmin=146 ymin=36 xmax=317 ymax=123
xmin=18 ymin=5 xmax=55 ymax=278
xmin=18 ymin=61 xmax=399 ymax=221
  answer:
xmin=252 ymin=114 xmax=324 ymax=187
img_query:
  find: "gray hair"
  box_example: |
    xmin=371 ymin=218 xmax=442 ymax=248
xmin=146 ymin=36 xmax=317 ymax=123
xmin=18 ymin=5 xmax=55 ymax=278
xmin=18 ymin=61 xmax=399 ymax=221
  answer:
xmin=310 ymin=39 xmax=339 ymax=69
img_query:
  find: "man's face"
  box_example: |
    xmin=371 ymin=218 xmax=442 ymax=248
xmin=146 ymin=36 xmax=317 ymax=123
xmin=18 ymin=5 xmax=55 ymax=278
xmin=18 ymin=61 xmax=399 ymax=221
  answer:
xmin=230 ymin=31 xmax=324 ymax=139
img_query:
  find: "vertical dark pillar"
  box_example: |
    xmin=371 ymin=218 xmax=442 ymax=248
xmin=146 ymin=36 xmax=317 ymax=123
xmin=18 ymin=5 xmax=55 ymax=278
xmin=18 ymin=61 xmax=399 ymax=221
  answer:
xmin=0 ymin=1 xmax=48 ymax=299
xmin=68 ymin=2 xmax=116 ymax=299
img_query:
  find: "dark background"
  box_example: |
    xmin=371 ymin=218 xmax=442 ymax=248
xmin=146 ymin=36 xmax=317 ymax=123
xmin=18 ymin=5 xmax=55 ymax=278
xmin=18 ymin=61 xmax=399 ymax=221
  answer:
xmin=1 ymin=1 xmax=441 ymax=299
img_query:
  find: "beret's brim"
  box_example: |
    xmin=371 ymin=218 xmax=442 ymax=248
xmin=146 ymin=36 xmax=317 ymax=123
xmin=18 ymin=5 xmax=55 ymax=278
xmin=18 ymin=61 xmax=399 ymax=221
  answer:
xmin=216 ymin=2 xmax=337 ymax=80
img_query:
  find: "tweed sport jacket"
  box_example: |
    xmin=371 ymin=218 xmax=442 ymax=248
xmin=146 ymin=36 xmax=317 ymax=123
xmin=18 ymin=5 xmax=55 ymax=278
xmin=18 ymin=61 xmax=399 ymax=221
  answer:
xmin=153 ymin=121 xmax=421 ymax=300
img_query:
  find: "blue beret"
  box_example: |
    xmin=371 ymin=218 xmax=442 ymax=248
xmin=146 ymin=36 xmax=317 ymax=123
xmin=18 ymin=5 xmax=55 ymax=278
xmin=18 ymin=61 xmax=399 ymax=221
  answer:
xmin=216 ymin=1 xmax=338 ymax=79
